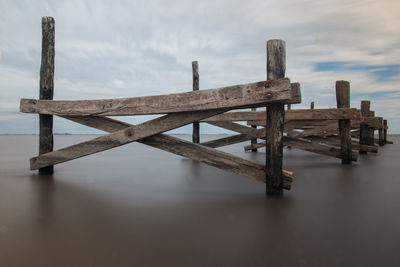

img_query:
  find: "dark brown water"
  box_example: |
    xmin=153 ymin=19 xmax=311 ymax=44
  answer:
xmin=1 ymin=135 xmax=399 ymax=267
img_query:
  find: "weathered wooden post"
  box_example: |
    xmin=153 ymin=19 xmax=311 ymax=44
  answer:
xmin=39 ymin=17 xmax=55 ymax=174
xmin=265 ymin=40 xmax=285 ymax=196
xmin=383 ymin=119 xmax=388 ymax=144
xmin=369 ymin=110 xmax=376 ymax=146
xmin=378 ymin=119 xmax=385 ymax=146
xmin=250 ymin=107 xmax=258 ymax=152
xmin=310 ymin=101 xmax=314 ymax=109
xmin=336 ymin=81 xmax=352 ymax=164
xmin=192 ymin=61 xmax=200 ymax=143
xmin=359 ymin=100 xmax=371 ymax=154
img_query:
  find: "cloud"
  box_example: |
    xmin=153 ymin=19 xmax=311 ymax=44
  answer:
xmin=0 ymin=0 xmax=399 ymax=133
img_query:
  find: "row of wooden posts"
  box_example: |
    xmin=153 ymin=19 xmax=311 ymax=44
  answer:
xmin=20 ymin=17 xmax=391 ymax=197
xmin=190 ymin=64 xmax=391 ymax=163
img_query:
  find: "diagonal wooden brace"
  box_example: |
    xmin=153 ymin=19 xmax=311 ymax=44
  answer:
xmin=30 ymin=109 xmax=228 ymax=170
xmin=62 ymin=115 xmax=294 ymax=190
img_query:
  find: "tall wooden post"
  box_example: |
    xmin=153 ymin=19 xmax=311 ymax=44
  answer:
xmin=265 ymin=40 xmax=285 ymax=196
xmin=383 ymin=120 xmax=388 ymax=144
xmin=39 ymin=17 xmax=55 ymax=174
xmin=369 ymin=110 xmax=375 ymax=146
xmin=192 ymin=61 xmax=200 ymax=143
xmin=310 ymin=101 xmax=314 ymax=109
xmin=336 ymin=81 xmax=352 ymax=164
xmin=378 ymin=126 xmax=384 ymax=146
xmin=359 ymin=100 xmax=371 ymax=154
xmin=250 ymin=108 xmax=258 ymax=152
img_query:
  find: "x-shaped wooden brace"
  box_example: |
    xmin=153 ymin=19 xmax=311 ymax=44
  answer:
xmin=22 ymin=78 xmax=298 ymax=190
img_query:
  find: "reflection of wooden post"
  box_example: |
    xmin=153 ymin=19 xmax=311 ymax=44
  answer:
xmin=383 ymin=119 xmax=388 ymax=144
xmin=39 ymin=17 xmax=55 ymax=174
xmin=359 ymin=101 xmax=371 ymax=154
xmin=250 ymin=108 xmax=258 ymax=152
xmin=336 ymin=81 xmax=352 ymax=164
xmin=192 ymin=61 xmax=200 ymax=143
xmin=265 ymin=40 xmax=285 ymax=196
xmin=310 ymin=101 xmax=314 ymax=109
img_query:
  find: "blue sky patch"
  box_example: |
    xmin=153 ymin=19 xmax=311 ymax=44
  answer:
xmin=314 ymin=61 xmax=400 ymax=82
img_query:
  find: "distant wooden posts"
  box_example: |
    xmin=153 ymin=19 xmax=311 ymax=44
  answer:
xmin=39 ymin=17 xmax=55 ymax=174
xmin=265 ymin=40 xmax=286 ymax=196
xmin=192 ymin=61 xmax=200 ymax=143
xmin=310 ymin=101 xmax=314 ymax=109
xmin=336 ymin=81 xmax=352 ymax=164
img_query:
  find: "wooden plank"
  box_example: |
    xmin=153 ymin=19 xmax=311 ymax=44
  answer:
xmin=303 ymin=136 xmax=378 ymax=153
xmin=204 ymin=108 xmax=360 ymax=122
xmin=30 ymin=109 xmax=228 ymax=170
xmin=286 ymin=122 xmax=338 ymax=138
xmin=350 ymin=117 xmax=383 ymax=129
xmin=244 ymin=142 xmax=267 ymax=151
xmin=246 ymin=119 xmax=331 ymax=128
xmin=284 ymin=137 xmax=357 ymax=161
xmin=201 ymin=134 xmax=252 ymax=148
xmin=245 ymin=136 xmax=377 ymax=154
xmin=192 ymin=61 xmax=200 ymax=143
xmin=265 ymin=39 xmax=286 ymax=195
xmin=39 ymin=17 xmax=55 ymax=174
xmin=20 ymin=78 xmax=292 ymax=116
xmin=62 ymin=115 xmax=294 ymax=189
xmin=336 ymin=80 xmax=352 ymax=164
xmin=206 ymin=121 xmax=266 ymax=138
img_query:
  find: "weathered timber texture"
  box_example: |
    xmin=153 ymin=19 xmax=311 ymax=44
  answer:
xmin=20 ymin=78 xmax=292 ymax=116
xmin=308 ymin=136 xmax=378 ymax=153
xmin=378 ymin=126 xmax=384 ymax=146
xmin=203 ymin=108 xmax=360 ymax=122
xmin=284 ymin=137 xmax=357 ymax=161
xmin=266 ymin=39 xmax=286 ymax=195
xmin=359 ymin=101 xmax=373 ymax=154
xmin=39 ymin=17 xmax=55 ymax=174
xmin=201 ymin=134 xmax=252 ymax=148
xmin=336 ymin=80 xmax=352 ymax=164
xmin=250 ymin=108 xmax=258 ymax=152
xmin=62 ymin=115 xmax=294 ymax=189
xmin=384 ymin=120 xmax=388 ymax=144
xmin=192 ymin=61 xmax=200 ymax=143
xmin=30 ymin=109 xmax=229 ymax=170
xmin=206 ymin=121 xmax=266 ymax=138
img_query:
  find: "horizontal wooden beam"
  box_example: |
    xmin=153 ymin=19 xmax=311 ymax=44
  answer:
xmin=30 ymin=109 xmax=228 ymax=170
xmin=204 ymin=108 xmax=360 ymax=122
xmin=283 ymin=137 xmax=357 ymax=161
xmin=62 ymin=116 xmax=294 ymax=189
xmin=303 ymin=136 xmax=378 ymax=153
xmin=21 ymin=78 xmax=293 ymax=116
xmin=206 ymin=121 xmax=266 ymax=138
xmin=201 ymin=134 xmax=253 ymax=148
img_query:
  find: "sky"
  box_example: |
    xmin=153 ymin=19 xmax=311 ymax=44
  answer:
xmin=1 ymin=0 xmax=399 ymax=134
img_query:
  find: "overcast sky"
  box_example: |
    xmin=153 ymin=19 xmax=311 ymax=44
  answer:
xmin=1 ymin=0 xmax=399 ymax=134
